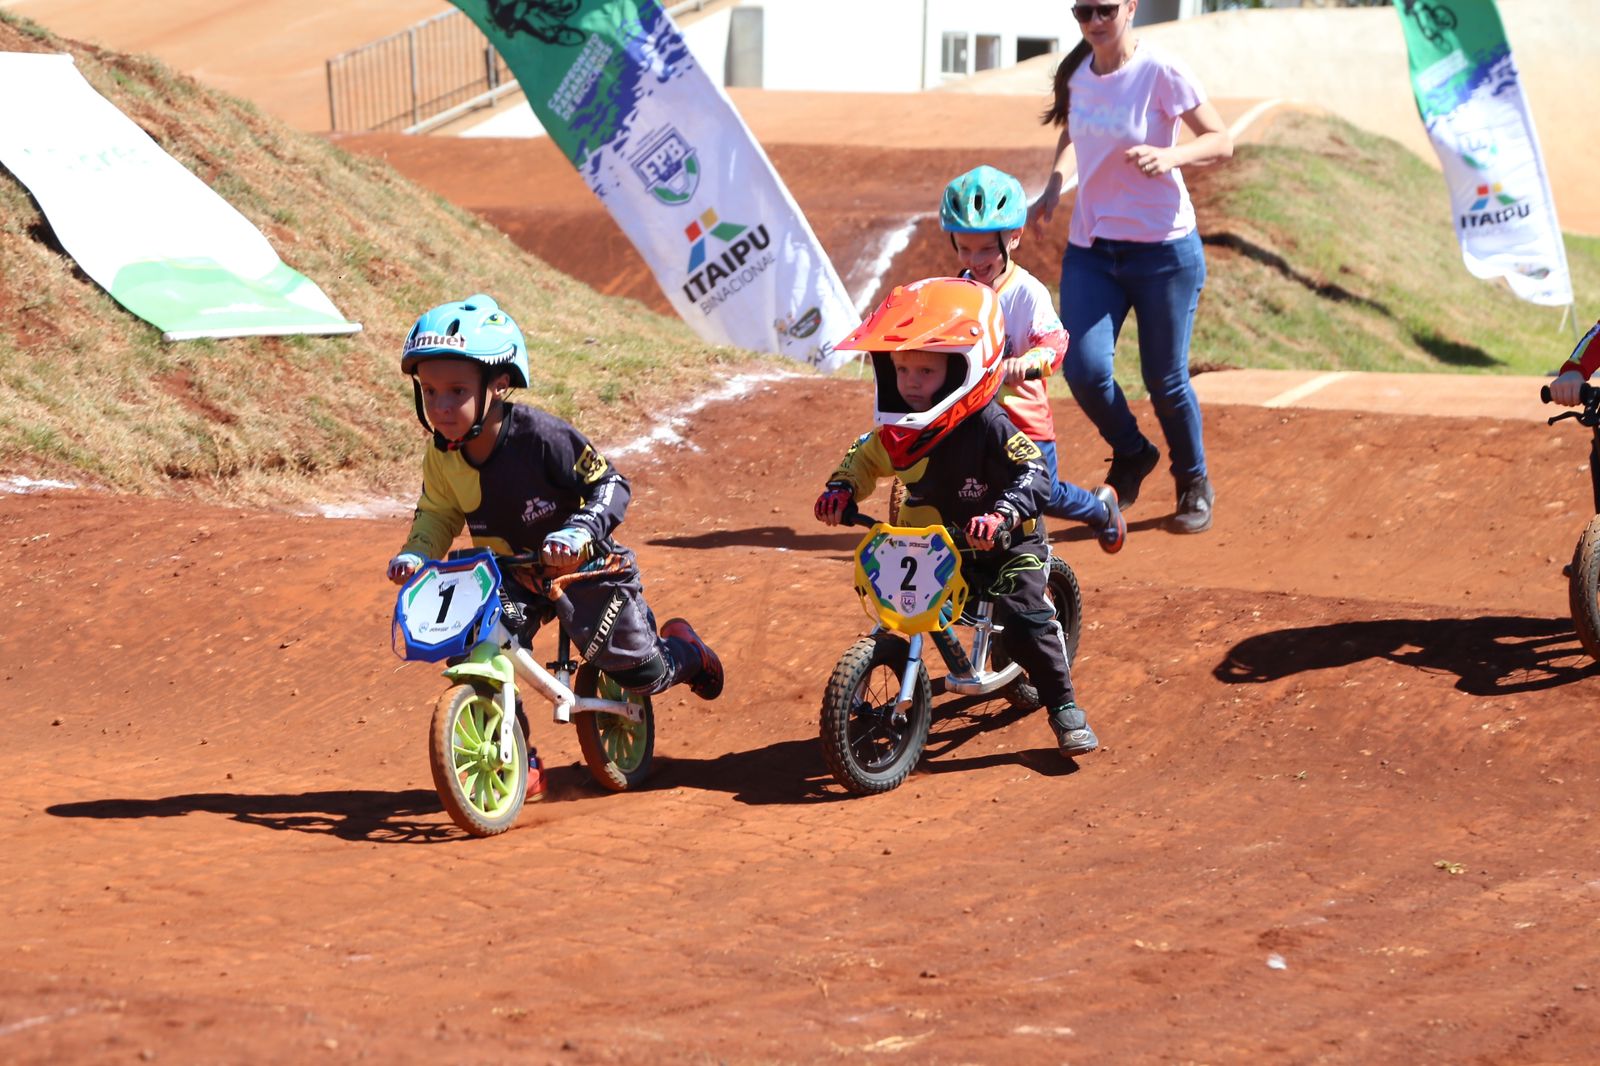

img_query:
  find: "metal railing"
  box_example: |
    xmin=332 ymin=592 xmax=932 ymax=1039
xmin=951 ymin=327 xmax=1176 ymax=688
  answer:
xmin=326 ymin=1 xmax=721 ymax=135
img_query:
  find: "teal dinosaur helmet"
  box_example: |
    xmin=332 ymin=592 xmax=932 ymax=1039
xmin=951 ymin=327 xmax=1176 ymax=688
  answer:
xmin=939 ymin=165 xmax=1027 ymax=233
xmin=401 ymin=293 xmax=529 ymax=388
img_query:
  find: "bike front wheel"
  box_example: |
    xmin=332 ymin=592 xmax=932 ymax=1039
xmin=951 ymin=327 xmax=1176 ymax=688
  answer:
xmin=573 ymin=664 xmax=655 ymax=791
xmin=820 ymin=633 xmax=931 ymax=795
xmin=997 ymin=555 xmax=1085 ymax=710
xmin=429 ymin=682 xmax=527 ymax=837
xmin=1569 ymin=516 xmax=1600 ymax=661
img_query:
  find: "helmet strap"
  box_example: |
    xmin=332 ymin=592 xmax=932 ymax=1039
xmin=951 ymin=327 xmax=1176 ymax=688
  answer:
xmin=413 ymin=368 xmax=500 ymax=453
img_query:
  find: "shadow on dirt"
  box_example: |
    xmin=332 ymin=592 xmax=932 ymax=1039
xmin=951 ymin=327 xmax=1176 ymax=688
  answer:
xmin=655 ymin=695 xmax=1073 ymax=803
xmin=1214 ymin=614 xmax=1598 ymax=695
xmin=647 ymin=526 xmax=859 ymax=555
xmin=47 ymin=788 xmax=461 ymax=844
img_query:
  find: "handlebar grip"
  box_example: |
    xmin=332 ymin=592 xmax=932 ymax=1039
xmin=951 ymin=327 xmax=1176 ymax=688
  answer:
xmin=1023 ymin=366 xmax=1044 ymax=381
xmin=840 ymin=501 xmax=880 ymax=528
xmin=1541 ymin=384 xmax=1552 ymax=403
xmin=1542 ymin=382 xmax=1600 ymax=405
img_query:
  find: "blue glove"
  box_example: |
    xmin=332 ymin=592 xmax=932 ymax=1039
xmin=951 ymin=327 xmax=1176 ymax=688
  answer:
xmin=541 ymin=526 xmax=592 ymax=568
xmin=387 ymin=552 xmax=424 ymax=585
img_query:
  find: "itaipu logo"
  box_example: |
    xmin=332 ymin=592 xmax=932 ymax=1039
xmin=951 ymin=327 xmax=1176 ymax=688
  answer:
xmin=681 ymin=206 xmax=773 ymax=308
xmin=631 ymin=126 xmax=699 ymax=205
xmin=1461 ymin=182 xmax=1530 ymax=229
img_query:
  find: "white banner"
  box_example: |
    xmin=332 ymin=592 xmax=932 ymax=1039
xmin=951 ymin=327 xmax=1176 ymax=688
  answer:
xmin=0 ymin=52 xmax=360 ymax=340
xmin=448 ymin=1 xmax=858 ymax=372
xmin=1399 ymin=1 xmax=1571 ymax=307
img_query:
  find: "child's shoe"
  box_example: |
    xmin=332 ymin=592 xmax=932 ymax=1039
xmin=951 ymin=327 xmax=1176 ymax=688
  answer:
xmin=1049 ymin=702 xmax=1099 ymax=757
xmin=661 ymin=618 xmax=724 ymax=700
xmin=1106 ymin=439 xmax=1160 ymax=511
xmin=526 ymin=746 xmax=548 ymax=803
xmin=1091 ymin=485 xmax=1126 ymax=554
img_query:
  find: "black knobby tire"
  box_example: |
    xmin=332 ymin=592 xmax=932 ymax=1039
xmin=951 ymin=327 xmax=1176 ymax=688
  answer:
xmin=1568 ymin=516 xmax=1600 ymax=661
xmin=573 ymin=663 xmax=656 ymax=791
xmin=996 ymin=555 xmax=1085 ymax=711
xmin=820 ymin=633 xmax=931 ymax=795
xmin=428 ymin=681 xmax=528 ymax=837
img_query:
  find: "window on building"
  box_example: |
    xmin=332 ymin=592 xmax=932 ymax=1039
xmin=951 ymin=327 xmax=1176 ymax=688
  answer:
xmin=975 ymin=34 xmax=1001 ymax=72
xmin=1016 ymin=36 xmax=1057 ymax=64
xmin=940 ymin=32 xmax=969 ymax=76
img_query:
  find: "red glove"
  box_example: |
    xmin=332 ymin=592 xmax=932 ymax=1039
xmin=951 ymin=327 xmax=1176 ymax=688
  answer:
xmin=815 ymin=485 xmax=853 ymax=525
xmin=965 ymin=511 xmax=1011 ymax=550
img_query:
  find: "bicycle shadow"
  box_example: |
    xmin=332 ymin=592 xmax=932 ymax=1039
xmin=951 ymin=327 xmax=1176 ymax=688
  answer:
xmin=646 ymin=525 xmax=859 ymax=555
xmin=1214 ymin=614 xmax=1599 ymax=695
xmin=657 ymin=694 xmax=1075 ymax=805
xmin=47 ymin=788 xmax=459 ymax=844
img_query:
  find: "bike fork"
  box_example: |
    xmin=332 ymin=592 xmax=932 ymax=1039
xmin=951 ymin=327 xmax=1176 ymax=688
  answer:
xmin=894 ymin=633 xmax=925 ymax=713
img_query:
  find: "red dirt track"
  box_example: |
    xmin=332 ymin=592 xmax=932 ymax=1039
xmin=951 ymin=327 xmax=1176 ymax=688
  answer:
xmin=6 ymin=381 xmax=1600 ymax=1061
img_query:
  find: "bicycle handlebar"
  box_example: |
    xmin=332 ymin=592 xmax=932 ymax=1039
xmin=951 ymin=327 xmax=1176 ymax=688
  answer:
xmin=840 ymin=502 xmax=1012 ymax=551
xmin=1541 ymin=382 xmax=1599 ymax=405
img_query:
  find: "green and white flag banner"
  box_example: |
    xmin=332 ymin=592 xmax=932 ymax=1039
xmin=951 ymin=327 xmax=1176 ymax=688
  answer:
xmin=1397 ymin=0 xmax=1571 ymax=306
xmin=0 ymin=52 xmax=360 ymax=341
xmin=448 ymin=0 xmax=857 ymax=371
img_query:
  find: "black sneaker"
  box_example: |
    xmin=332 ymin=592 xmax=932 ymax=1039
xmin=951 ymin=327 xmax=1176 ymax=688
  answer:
xmin=1048 ymin=701 xmax=1099 ymax=757
xmin=1105 ymin=440 xmax=1160 ymax=511
xmin=1170 ymin=475 xmax=1214 ymax=535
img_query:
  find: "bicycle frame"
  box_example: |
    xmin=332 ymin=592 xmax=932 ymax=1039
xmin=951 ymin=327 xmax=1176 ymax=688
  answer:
xmin=870 ymin=597 xmax=1025 ymax=714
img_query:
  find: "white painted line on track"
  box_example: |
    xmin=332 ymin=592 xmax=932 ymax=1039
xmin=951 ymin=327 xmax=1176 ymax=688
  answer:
xmin=1262 ymin=371 xmax=1351 ymax=408
xmin=1229 ymin=98 xmax=1288 ymax=141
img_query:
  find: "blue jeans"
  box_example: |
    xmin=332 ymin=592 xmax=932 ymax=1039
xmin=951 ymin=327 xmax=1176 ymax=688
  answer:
xmin=1036 ymin=439 xmax=1105 ymax=527
xmin=1059 ymin=230 xmax=1208 ymax=484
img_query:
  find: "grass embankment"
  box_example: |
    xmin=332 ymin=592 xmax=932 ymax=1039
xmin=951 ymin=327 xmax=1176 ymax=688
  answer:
xmin=1182 ymin=110 xmax=1598 ymax=379
xmin=0 ymin=12 xmax=752 ymax=505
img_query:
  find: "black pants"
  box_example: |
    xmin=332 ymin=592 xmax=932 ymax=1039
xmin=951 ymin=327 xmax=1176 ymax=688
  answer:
xmin=504 ymin=545 xmax=697 ymax=695
xmin=968 ymin=541 xmax=1074 ymax=707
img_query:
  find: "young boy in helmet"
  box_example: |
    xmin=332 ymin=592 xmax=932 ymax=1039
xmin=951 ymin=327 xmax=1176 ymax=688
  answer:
xmin=385 ymin=295 xmax=724 ymax=794
xmin=814 ymin=277 xmax=1099 ymax=758
xmin=940 ymin=164 xmax=1125 ymax=554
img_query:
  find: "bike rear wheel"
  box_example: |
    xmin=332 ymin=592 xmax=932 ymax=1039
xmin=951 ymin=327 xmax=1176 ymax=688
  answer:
xmin=573 ymin=664 xmax=655 ymax=791
xmin=820 ymin=633 xmax=931 ymax=795
xmin=997 ymin=555 xmax=1085 ymax=710
xmin=429 ymin=681 xmax=527 ymax=837
xmin=1568 ymin=516 xmax=1600 ymax=661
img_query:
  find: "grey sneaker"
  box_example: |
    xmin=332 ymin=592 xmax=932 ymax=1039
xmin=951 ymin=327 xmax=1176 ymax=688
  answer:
xmin=1105 ymin=440 xmax=1160 ymax=511
xmin=1170 ymin=475 xmax=1214 ymax=535
xmin=1049 ymin=701 xmax=1099 ymax=757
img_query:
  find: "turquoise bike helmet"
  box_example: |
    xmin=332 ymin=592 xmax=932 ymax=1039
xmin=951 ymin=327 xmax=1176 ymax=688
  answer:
xmin=401 ymin=294 xmax=530 ymax=450
xmin=940 ymin=165 xmax=1027 ymax=234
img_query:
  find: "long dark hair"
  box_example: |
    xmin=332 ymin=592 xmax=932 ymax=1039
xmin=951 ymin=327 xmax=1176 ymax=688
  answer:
xmin=1041 ymin=40 xmax=1093 ymax=128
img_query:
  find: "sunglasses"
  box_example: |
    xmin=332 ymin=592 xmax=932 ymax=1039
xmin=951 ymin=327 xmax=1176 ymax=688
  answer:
xmin=1072 ymin=2 xmax=1124 ymax=23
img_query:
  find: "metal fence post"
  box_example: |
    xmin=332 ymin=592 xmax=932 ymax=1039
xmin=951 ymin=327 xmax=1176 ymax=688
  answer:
xmin=408 ymin=27 xmax=420 ymax=129
xmin=326 ymin=57 xmax=338 ymax=130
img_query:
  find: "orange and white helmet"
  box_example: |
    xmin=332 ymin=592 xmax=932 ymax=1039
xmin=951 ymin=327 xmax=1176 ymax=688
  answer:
xmin=835 ymin=277 xmax=1005 ymax=467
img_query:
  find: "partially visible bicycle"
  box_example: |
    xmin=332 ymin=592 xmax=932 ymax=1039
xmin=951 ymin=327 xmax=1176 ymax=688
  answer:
xmin=1541 ymin=381 xmax=1600 ymax=661
xmin=393 ymin=548 xmax=654 ymax=836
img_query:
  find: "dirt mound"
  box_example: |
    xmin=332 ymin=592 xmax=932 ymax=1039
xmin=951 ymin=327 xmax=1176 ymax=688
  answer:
xmin=5 ymin=379 xmax=1600 ymax=1060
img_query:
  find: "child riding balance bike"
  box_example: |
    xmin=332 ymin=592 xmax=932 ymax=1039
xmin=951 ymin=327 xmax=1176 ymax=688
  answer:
xmin=814 ymin=277 xmax=1098 ymax=794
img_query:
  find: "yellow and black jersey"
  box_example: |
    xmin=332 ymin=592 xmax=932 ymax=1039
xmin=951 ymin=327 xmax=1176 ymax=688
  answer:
xmin=402 ymin=402 xmax=629 ymax=559
xmin=828 ymin=401 xmax=1050 ymax=537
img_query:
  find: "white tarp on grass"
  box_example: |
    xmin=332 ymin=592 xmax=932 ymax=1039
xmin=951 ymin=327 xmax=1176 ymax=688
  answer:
xmin=0 ymin=51 xmax=360 ymax=341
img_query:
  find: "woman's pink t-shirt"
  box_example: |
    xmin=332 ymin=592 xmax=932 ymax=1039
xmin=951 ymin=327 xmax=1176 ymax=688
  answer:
xmin=1067 ymin=41 xmax=1206 ymax=247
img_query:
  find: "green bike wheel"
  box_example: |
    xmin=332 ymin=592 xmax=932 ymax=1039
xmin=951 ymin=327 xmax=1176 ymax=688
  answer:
xmin=428 ymin=682 xmax=527 ymax=837
xmin=573 ymin=664 xmax=655 ymax=791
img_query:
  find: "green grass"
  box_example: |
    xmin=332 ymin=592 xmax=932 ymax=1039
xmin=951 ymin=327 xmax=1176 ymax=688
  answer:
xmin=1114 ymin=111 xmax=1596 ymax=393
xmin=0 ymin=11 xmax=763 ymax=504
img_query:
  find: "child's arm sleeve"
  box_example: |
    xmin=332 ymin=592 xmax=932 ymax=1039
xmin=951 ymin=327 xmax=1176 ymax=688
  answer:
xmin=1017 ymin=277 xmax=1069 ymax=377
xmin=993 ymin=423 xmax=1052 ymax=522
xmin=401 ymin=449 xmax=466 ymax=558
xmin=828 ymin=431 xmax=892 ymax=501
xmin=1559 ymin=320 xmax=1600 ymax=379
xmin=546 ymin=421 xmax=630 ymax=542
